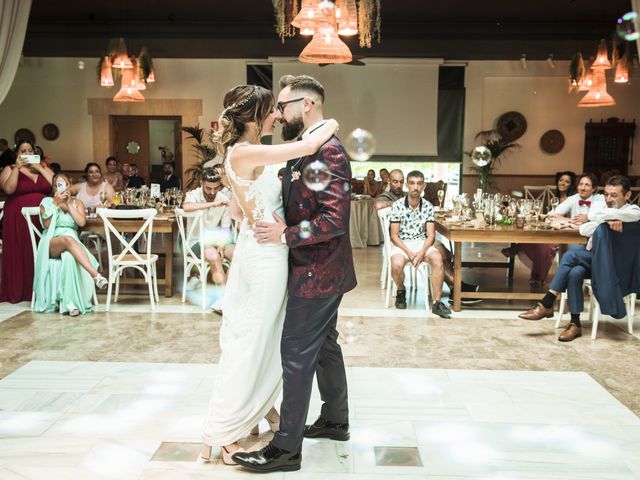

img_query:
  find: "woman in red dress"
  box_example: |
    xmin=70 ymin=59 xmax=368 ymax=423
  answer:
xmin=0 ymin=140 xmax=53 ymax=303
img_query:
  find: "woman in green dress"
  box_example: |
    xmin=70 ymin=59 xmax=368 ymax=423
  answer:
xmin=34 ymin=173 xmax=109 ymax=316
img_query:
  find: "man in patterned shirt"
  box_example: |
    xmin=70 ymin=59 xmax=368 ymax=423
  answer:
xmin=389 ymin=170 xmax=451 ymax=318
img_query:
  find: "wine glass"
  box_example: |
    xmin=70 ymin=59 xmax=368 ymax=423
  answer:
xmin=549 ymin=196 xmax=559 ymax=214
xmin=99 ymin=190 xmax=108 ymax=207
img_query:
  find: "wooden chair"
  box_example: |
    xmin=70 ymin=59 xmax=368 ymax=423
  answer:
xmin=424 ymin=180 xmax=447 ymax=208
xmin=175 ymin=208 xmax=210 ymax=310
xmin=98 ymin=208 xmax=159 ymax=311
xmin=523 ymin=185 xmax=548 ymax=204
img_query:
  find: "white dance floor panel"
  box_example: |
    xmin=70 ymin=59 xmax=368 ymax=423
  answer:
xmin=0 ymin=361 xmax=639 ymax=479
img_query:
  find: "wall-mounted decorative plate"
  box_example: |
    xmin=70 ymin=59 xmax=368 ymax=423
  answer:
xmin=42 ymin=123 xmax=59 ymax=141
xmin=497 ymin=111 xmax=527 ymax=141
xmin=14 ymin=128 xmax=35 ymax=145
xmin=540 ymin=129 xmax=565 ymax=154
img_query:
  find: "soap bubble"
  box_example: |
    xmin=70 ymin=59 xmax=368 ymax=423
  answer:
xmin=470 ymin=146 xmax=492 ymax=167
xmin=303 ymin=160 xmax=331 ymax=191
xmin=617 ymin=12 xmax=639 ymax=41
xmin=299 ymin=220 xmax=312 ymax=239
xmin=345 ymin=128 xmax=376 ymax=162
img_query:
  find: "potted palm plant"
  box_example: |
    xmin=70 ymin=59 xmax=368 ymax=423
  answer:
xmin=182 ymin=125 xmax=219 ymax=191
xmin=467 ymin=130 xmax=520 ymax=193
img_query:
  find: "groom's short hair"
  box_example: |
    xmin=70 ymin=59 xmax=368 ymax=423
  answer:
xmin=279 ymin=74 xmax=325 ymax=103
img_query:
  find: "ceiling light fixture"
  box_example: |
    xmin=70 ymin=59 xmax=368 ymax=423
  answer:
xmin=98 ymin=38 xmax=155 ymax=102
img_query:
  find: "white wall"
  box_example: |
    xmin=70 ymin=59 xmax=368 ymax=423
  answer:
xmin=1 ymin=57 xmax=639 ymax=176
xmin=464 ymin=60 xmax=640 ymax=176
xmin=149 ymin=119 xmax=176 ymax=165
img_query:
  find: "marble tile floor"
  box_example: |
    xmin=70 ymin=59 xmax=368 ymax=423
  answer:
xmin=1 ymin=361 xmax=640 ymax=479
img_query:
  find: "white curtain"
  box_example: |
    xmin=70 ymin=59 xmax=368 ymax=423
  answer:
xmin=0 ymin=0 xmax=32 ymax=105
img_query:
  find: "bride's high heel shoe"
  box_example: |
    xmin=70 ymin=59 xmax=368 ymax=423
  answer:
xmin=221 ymin=444 xmax=244 ymax=465
xmin=198 ymin=444 xmax=213 ymax=463
xmin=251 ymin=407 xmax=281 ymax=435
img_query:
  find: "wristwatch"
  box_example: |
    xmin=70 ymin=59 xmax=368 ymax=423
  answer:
xmin=280 ymin=231 xmax=287 ymax=244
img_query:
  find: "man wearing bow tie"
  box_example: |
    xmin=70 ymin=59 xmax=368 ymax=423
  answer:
xmin=551 ymin=172 xmax=605 ymax=226
xmin=518 ymin=175 xmax=640 ymax=342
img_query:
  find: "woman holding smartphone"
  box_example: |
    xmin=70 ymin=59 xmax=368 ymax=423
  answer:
xmin=0 ymin=140 xmax=53 ymax=303
xmin=33 ymin=173 xmax=108 ymax=316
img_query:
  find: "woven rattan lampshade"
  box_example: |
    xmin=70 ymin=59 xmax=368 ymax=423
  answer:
xmin=299 ymin=23 xmax=353 ymax=64
xmin=292 ymin=0 xmax=319 ymax=35
xmin=577 ymin=69 xmax=615 ymax=107
xmin=594 ymin=39 xmax=612 ymax=69
xmin=113 ymin=67 xmax=145 ymax=102
xmin=100 ymin=56 xmax=114 ymax=87
xmin=336 ymin=0 xmax=358 ymax=36
xmin=614 ymin=55 xmax=629 ymax=83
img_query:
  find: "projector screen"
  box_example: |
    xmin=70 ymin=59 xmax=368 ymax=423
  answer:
xmin=271 ymin=58 xmax=442 ymax=156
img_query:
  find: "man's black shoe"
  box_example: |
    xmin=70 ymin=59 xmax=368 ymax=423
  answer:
xmin=395 ymin=289 xmax=407 ymax=309
xmin=232 ymin=443 xmax=301 ymax=472
xmin=303 ymin=416 xmax=350 ymax=441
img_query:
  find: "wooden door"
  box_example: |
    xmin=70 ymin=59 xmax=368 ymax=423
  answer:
xmin=112 ymin=117 xmax=151 ymax=182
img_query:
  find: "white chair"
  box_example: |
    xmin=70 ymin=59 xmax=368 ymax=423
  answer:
xmin=523 ymin=185 xmax=548 ymax=204
xmin=377 ymin=207 xmax=391 ymax=289
xmin=175 ymin=208 xmax=210 ymax=310
xmin=21 ymin=207 xmax=43 ymax=309
xmin=80 ymin=231 xmax=104 ymax=271
xmin=21 ymin=206 xmax=98 ymax=310
xmin=378 ymin=208 xmax=432 ymax=310
xmin=556 ymin=281 xmax=636 ymax=339
xmin=98 ymin=208 xmax=159 ymax=311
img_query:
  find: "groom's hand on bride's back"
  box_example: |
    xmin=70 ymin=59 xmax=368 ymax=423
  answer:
xmin=255 ymin=212 xmax=286 ymax=244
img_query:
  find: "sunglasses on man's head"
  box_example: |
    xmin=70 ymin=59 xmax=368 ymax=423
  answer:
xmin=276 ymin=97 xmax=315 ymax=114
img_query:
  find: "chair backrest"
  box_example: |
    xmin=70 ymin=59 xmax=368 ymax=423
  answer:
xmin=377 ymin=207 xmax=392 ymax=258
xmin=21 ymin=206 xmax=42 ymax=263
xmin=175 ymin=208 xmax=206 ymax=262
xmin=523 ymin=185 xmax=547 ymax=202
xmin=97 ymin=208 xmax=157 ymax=265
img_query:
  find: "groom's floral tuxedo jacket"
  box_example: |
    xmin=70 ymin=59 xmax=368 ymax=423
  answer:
xmin=282 ymin=136 xmax=357 ymax=299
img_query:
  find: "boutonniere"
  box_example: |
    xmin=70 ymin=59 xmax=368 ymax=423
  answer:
xmin=291 ymin=170 xmax=301 ymax=182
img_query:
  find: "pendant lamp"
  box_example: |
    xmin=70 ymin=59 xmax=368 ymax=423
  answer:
xmin=113 ymin=67 xmax=145 ymax=102
xmin=100 ymin=56 xmax=114 ymax=87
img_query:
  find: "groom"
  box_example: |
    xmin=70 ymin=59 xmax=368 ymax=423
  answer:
xmin=235 ymin=74 xmax=357 ymax=472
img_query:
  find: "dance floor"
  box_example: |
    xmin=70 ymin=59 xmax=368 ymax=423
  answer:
xmin=1 ymin=361 xmax=640 ymax=479
xmin=1 ymin=246 xmax=640 ymax=479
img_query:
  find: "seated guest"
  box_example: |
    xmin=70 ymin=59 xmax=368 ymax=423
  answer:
xmin=126 ymin=164 xmax=145 ymax=188
xmin=104 ymin=156 xmax=125 ymax=191
xmin=33 ymin=173 xmax=108 ymax=316
xmin=71 ymin=163 xmax=115 ymax=208
xmin=550 ymin=172 xmax=605 ymax=226
xmin=160 ymin=161 xmax=181 ymax=192
xmin=121 ymin=162 xmax=131 ymax=185
xmin=363 ymin=168 xmax=383 ymax=197
xmin=182 ymin=168 xmax=232 ymax=286
xmin=518 ymin=175 xmax=640 ymax=342
xmin=375 ymin=169 xmax=404 ymax=210
xmin=379 ymin=168 xmax=390 ymax=192
xmin=0 ymin=138 xmax=16 ymax=169
xmin=389 ymin=170 xmax=451 ymax=318
xmin=502 ymin=171 xmax=577 ymax=288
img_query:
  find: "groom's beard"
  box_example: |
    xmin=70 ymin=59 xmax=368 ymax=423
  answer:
xmin=281 ymin=116 xmax=305 ymax=141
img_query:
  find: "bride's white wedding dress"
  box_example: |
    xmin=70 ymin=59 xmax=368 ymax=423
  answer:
xmin=202 ymin=143 xmax=288 ymax=446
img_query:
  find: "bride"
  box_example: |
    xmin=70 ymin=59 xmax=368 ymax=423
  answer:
xmin=200 ymin=84 xmax=338 ymax=464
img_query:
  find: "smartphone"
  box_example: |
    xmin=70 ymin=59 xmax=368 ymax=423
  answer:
xmin=21 ymin=154 xmax=41 ymax=164
xmin=56 ymin=181 xmax=67 ymax=194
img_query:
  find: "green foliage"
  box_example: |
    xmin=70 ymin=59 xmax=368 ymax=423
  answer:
xmin=467 ymin=130 xmax=520 ymax=193
xmin=182 ymin=125 xmax=219 ymax=191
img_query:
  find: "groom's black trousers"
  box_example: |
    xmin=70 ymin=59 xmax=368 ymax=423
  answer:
xmin=271 ymin=293 xmax=349 ymax=453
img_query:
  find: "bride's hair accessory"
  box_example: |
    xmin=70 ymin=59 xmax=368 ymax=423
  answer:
xmin=221 ymin=86 xmax=257 ymax=118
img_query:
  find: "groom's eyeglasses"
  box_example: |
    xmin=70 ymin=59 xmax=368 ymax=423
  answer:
xmin=276 ymin=97 xmax=314 ymax=114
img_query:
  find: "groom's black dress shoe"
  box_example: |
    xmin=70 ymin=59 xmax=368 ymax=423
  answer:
xmin=303 ymin=416 xmax=350 ymax=441
xmin=232 ymin=443 xmax=301 ymax=472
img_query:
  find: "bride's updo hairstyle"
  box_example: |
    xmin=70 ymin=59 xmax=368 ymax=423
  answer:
xmin=214 ymin=85 xmax=274 ymax=158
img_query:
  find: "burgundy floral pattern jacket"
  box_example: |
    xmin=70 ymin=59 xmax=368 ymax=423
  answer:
xmin=282 ymin=136 xmax=357 ymax=299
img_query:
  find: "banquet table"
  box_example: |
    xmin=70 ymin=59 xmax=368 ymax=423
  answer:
xmin=349 ymin=198 xmax=382 ymax=248
xmin=83 ymin=215 xmax=178 ymax=297
xmin=435 ymin=219 xmax=585 ymax=311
